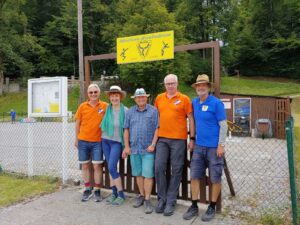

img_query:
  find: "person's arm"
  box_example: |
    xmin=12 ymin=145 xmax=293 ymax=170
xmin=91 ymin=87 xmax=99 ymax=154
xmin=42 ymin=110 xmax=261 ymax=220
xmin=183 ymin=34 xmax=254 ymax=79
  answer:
xmin=122 ymin=128 xmax=131 ymax=158
xmin=217 ymin=120 xmax=228 ymax=157
xmin=75 ymin=119 xmax=80 ymax=148
xmin=147 ymin=128 xmax=158 ymax=152
xmin=187 ymin=112 xmax=195 ymax=151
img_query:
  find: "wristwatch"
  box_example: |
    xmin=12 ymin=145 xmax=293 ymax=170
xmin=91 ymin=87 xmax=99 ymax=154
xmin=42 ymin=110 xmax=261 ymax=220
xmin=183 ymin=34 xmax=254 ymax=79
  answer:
xmin=219 ymin=143 xmax=225 ymax=147
xmin=151 ymin=143 xmax=156 ymax=147
xmin=190 ymin=137 xmax=195 ymax=141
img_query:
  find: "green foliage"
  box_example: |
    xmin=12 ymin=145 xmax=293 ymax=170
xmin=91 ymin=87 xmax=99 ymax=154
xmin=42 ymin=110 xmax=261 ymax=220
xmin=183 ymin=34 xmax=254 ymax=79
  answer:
xmin=0 ymin=0 xmax=42 ymax=78
xmin=1 ymin=0 xmax=300 ymax=82
xmin=227 ymin=0 xmax=300 ymax=78
xmin=102 ymin=0 xmax=192 ymax=98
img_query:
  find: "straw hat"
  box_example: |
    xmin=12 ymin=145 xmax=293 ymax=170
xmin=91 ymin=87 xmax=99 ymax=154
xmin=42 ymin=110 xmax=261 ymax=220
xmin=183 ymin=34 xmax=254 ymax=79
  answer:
xmin=131 ymin=88 xmax=150 ymax=99
xmin=191 ymin=74 xmax=211 ymax=88
xmin=105 ymin=85 xmax=127 ymax=99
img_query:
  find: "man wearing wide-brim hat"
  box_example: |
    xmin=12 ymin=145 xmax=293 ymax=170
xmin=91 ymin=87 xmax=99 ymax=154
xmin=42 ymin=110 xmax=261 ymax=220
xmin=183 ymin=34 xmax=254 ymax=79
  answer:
xmin=183 ymin=74 xmax=228 ymax=222
xmin=122 ymin=88 xmax=159 ymax=214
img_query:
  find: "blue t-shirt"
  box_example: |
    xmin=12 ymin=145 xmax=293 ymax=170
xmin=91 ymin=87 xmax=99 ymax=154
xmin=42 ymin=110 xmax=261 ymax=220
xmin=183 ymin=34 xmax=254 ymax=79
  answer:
xmin=192 ymin=95 xmax=226 ymax=148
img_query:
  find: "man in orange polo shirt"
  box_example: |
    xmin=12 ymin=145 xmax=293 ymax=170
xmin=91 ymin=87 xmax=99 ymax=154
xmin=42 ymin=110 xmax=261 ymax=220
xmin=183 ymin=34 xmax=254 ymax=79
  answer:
xmin=75 ymin=83 xmax=108 ymax=202
xmin=154 ymin=74 xmax=195 ymax=216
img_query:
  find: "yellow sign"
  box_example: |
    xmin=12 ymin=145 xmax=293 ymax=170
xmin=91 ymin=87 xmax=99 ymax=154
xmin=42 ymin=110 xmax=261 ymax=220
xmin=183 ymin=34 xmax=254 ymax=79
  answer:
xmin=117 ymin=31 xmax=174 ymax=64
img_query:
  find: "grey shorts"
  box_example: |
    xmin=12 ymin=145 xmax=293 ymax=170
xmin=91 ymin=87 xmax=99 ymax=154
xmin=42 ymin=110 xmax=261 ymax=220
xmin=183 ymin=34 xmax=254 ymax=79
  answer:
xmin=190 ymin=145 xmax=224 ymax=183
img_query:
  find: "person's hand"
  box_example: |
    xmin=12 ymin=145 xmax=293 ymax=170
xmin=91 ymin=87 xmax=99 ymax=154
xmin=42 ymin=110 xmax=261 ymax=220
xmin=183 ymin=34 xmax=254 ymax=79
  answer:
xmin=147 ymin=145 xmax=155 ymax=153
xmin=188 ymin=140 xmax=194 ymax=152
xmin=217 ymin=145 xmax=225 ymax=157
xmin=74 ymin=139 xmax=78 ymax=149
xmin=122 ymin=146 xmax=131 ymax=159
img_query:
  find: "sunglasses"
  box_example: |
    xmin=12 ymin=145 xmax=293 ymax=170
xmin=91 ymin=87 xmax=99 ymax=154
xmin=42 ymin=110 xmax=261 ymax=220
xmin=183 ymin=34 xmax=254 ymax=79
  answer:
xmin=88 ymin=91 xmax=98 ymax=94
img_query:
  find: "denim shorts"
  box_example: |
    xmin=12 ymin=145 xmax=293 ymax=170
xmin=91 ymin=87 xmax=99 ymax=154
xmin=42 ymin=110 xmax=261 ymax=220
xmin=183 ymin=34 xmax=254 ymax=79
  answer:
xmin=78 ymin=140 xmax=103 ymax=164
xmin=130 ymin=153 xmax=155 ymax=178
xmin=190 ymin=145 xmax=224 ymax=183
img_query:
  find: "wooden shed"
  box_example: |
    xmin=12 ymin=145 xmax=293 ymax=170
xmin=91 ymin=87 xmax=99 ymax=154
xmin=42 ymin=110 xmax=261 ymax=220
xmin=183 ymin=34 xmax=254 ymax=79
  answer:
xmin=220 ymin=93 xmax=291 ymax=139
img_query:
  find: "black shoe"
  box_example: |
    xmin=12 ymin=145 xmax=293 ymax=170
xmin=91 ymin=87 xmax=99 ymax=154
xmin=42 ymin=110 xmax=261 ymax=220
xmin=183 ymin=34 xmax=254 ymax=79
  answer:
xmin=183 ymin=206 xmax=199 ymax=220
xmin=133 ymin=195 xmax=145 ymax=208
xmin=163 ymin=204 xmax=175 ymax=216
xmin=81 ymin=189 xmax=93 ymax=202
xmin=94 ymin=189 xmax=103 ymax=202
xmin=155 ymin=199 xmax=166 ymax=213
xmin=201 ymin=205 xmax=216 ymax=222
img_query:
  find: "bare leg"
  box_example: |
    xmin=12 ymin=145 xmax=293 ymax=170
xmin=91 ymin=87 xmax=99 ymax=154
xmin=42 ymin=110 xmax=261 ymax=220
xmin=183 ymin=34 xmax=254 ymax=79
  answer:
xmin=144 ymin=178 xmax=153 ymax=200
xmin=136 ymin=176 xmax=145 ymax=196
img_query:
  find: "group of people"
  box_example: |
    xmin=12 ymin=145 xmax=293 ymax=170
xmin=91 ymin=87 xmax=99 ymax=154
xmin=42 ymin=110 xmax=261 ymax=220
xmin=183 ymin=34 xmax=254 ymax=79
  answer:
xmin=74 ymin=73 xmax=227 ymax=222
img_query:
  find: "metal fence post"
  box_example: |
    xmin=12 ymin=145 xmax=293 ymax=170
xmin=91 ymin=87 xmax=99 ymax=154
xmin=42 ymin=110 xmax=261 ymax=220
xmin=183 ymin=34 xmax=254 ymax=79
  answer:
xmin=285 ymin=116 xmax=298 ymax=225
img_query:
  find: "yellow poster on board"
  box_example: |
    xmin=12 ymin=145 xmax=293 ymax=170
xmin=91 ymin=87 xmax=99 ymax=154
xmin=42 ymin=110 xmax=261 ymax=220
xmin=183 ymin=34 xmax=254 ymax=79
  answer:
xmin=117 ymin=31 xmax=174 ymax=64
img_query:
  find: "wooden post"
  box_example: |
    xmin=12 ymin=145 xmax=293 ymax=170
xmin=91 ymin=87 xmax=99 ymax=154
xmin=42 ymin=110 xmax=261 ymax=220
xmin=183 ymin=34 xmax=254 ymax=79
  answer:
xmin=77 ymin=0 xmax=85 ymax=103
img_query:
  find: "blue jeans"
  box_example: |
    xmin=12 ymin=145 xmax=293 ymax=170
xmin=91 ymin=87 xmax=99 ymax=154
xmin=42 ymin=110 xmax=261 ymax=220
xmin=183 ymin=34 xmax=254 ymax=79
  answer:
xmin=102 ymin=138 xmax=122 ymax=179
xmin=78 ymin=140 xmax=103 ymax=164
xmin=190 ymin=145 xmax=224 ymax=183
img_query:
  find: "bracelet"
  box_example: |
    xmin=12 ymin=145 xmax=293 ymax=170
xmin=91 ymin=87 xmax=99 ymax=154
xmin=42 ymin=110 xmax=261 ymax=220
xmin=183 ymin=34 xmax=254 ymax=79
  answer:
xmin=151 ymin=143 xmax=156 ymax=147
xmin=190 ymin=137 xmax=195 ymax=140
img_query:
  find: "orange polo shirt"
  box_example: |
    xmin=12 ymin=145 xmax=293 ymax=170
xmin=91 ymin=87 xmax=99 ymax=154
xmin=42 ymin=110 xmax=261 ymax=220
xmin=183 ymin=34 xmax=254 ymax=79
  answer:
xmin=155 ymin=92 xmax=192 ymax=140
xmin=75 ymin=100 xmax=108 ymax=142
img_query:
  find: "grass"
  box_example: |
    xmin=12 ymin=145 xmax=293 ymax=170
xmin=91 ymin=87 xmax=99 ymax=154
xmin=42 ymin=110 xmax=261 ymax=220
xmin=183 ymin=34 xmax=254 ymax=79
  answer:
xmin=1 ymin=76 xmax=300 ymax=115
xmin=0 ymin=172 xmax=59 ymax=207
xmin=221 ymin=76 xmax=300 ymax=96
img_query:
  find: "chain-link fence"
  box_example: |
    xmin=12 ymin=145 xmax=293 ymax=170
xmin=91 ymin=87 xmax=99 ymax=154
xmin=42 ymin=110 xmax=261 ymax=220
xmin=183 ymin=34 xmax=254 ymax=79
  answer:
xmin=0 ymin=116 xmax=293 ymax=222
xmin=0 ymin=117 xmax=79 ymax=180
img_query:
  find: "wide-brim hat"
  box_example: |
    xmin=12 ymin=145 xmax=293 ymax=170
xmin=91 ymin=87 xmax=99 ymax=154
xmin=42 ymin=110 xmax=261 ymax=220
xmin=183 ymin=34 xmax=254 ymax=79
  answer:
xmin=105 ymin=85 xmax=127 ymax=99
xmin=191 ymin=74 xmax=211 ymax=88
xmin=131 ymin=88 xmax=150 ymax=99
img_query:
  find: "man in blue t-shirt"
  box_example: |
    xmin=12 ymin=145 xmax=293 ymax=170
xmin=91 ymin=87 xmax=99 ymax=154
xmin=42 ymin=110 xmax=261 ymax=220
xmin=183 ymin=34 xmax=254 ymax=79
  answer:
xmin=183 ymin=74 xmax=227 ymax=222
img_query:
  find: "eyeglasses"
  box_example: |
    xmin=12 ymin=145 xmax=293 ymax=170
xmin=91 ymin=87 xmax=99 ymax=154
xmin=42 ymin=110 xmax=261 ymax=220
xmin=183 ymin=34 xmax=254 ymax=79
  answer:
xmin=165 ymin=82 xmax=177 ymax=86
xmin=88 ymin=91 xmax=98 ymax=94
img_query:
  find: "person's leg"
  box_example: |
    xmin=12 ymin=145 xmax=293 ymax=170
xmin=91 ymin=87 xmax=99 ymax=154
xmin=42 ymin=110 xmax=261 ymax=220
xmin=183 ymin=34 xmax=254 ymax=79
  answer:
xmin=154 ymin=138 xmax=170 ymax=213
xmin=130 ymin=154 xmax=145 ymax=207
xmin=202 ymin=147 xmax=224 ymax=222
xmin=91 ymin=141 xmax=104 ymax=202
xmin=183 ymin=147 xmax=206 ymax=219
xmin=92 ymin=141 xmax=104 ymax=187
xmin=141 ymin=154 xmax=154 ymax=214
xmin=141 ymin=154 xmax=155 ymax=200
xmin=102 ymin=139 xmax=117 ymax=201
xmin=166 ymin=139 xmax=186 ymax=206
xmin=208 ymin=147 xmax=223 ymax=207
xmin=78 ymin=140 xmax=93 ymax=201
xmin=107 ymin=141 xmax=124 ymax=205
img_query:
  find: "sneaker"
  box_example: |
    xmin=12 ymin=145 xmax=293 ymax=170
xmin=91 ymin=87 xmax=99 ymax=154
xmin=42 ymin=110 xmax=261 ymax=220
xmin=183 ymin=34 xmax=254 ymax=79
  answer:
xmin=94 ymin=189 xmax=103 ymax=202
xmin=81 ymin=189 xmax=93 ymax=202
xmin=163 ymin=204 xmax=175 ymax=216
xmin=201 ymin=205 xmax=216 ymax=222
xmin=155 ymin=199 xmax=166 ymax=213
xmin=133 ymin=195 xmax=145 ymax=208
xmin=106 ymin=194 xmax=117 ymax=204
xmin=144 ymin=200 xmax=153 ymax=214
xmin=111 ymin=196 xmax=125 ymax=206
xmin=183 ymin=206 xmax=199 ymax=220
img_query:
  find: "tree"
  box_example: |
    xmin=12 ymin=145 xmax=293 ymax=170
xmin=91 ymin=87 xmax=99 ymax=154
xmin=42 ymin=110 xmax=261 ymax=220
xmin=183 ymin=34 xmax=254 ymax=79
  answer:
xmin=0 ymin=0 xmax=42 ymax=82
xmin=102 ymin=0 xmax=192 ymax=99
xmin=227 ymin=0 xmax=300 ymax=78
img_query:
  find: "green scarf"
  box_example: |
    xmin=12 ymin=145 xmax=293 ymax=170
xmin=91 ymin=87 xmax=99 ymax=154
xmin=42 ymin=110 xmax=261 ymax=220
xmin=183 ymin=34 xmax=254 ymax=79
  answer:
xmin=100 ymin=103 xmax=125 ymax=146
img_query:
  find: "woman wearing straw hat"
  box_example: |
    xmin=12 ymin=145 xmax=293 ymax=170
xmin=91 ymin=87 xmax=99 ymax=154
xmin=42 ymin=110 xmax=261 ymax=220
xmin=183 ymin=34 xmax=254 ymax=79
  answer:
xmin=101 ymin=85 xmax=127 ymax=206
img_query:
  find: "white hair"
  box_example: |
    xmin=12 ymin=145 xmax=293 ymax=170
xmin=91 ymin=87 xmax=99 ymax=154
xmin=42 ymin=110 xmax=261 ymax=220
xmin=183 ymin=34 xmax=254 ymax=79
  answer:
xmin=164 ymin=74 xmax=178 ymax=84
xmin=87 ymin=83 xmax=100 ymax=92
